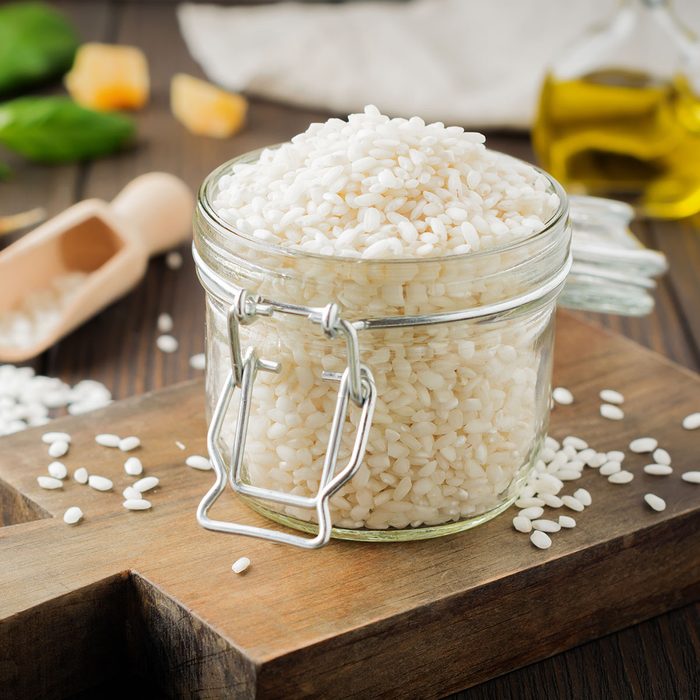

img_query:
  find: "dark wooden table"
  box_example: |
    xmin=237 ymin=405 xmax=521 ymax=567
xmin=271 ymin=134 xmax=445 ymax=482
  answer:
xmin=2 ymin=2 xmax=699 ymax=698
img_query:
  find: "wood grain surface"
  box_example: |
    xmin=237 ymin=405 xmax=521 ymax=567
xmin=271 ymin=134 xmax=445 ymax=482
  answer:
xmin=1 ymin=314 xmax=699 ymax=699
xmin=1 ymin=1 xmax=699 ymax=698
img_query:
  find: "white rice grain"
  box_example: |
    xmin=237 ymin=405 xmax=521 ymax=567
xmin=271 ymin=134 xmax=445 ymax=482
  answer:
xmin=652 ymin=448 xmax=671 ymax=465
xmin=552 ymin=387 xmax=574 ymax=405
xmin=63 ymin=506 xmax=83 ymax=525
xmin=41 ymin=431 xmax=71 ymax=444
xmin=186 ymin=455 xmax=212 ymax=471
xmin=563 ymin=436 xmax=587 ymax=450
xmin=48 ymin=461 xmax=67 ymax=480
xmin=573 ymin=488 xmax=592 ymax=506
xmin=519 ymin=506 xmax=544 ymax=520
xmin=643 ymin=493 xmax=666 ymax=512
xmin=156 ymin=334 xmax=178 ymax=353
xmin=88 ymin=475 xmax=113 ymax=491
xmin=561 ymin=495 xmax=585 ymax=512
xmin=189 ymin=353 xmax=206 ymax=370
xmin=157 ymin=313 xmax=173 ymax=333
xmin=119 ymin=436 xmax=140 ymax=452
xmin=133 ymin=476 xmax=159 ymax=493
xmin=232 ymin=556 xmax=251 ymax=574
xmin=643 ymin=464 xmax=673 ymax=476
xmin=682 ymin=412 xmax=700 ymax=430
xmin=96 ymin=433 xmax=120 ymax=448
xmin=608 ymin=470 xmax=634 ymax=484
xmin=512 ymin=515 xmax=532 ymax=533
xmin=123 ymin=486 xmax=142 ymax=500
xmin=600 ymin=404 xmax=624 ymax=421
xmin=599 ymin=389 xmax=624 ymax=404
xmin=629 ymin=437 xmax=658 ymax=453
xmin=123 ymin=498 xmax=152 ymax=511
xmin=531 ymin=519 xmax=561 ymax=533
xmin=37 ymin=476 xmax=63 ymax=490
xmin=600 ymin=461 xmax=621 ymax=476
xmin=48 ymin=440 xmax=69 ymax=458
xmin=124 ymin=457 xmax=143 ymax=476
xmin=165 ymin=251 xmax=183 ymax=270
xmin=530 ymin=530 xmax=552 ymax=549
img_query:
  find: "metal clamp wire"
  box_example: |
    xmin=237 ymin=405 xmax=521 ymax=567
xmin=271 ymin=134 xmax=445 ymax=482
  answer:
xmin=196 ymin=361 xmax=377 ymax=549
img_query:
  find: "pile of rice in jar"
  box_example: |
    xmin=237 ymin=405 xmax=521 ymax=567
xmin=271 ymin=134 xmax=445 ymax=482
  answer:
xmin=203 ymin=105 xmax=566 ymax=533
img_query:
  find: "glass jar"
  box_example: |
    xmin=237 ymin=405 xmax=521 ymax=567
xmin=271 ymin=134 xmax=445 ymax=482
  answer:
xmin=194 ymin=150 xmax=572 ymax=547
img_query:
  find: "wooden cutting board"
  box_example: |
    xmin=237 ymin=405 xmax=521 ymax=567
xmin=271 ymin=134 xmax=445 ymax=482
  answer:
xmin=1 ymin=312 xmax=699 ymax=700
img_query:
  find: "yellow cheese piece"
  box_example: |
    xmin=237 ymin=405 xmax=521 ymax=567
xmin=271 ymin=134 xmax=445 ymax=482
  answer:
xmin=170 ymin=74 xmax=247 ymax=138
xmin=65 ymin=43 xmax=149 ymax=111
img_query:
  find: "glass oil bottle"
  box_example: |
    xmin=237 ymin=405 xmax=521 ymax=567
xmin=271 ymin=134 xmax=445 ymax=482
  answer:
xmin=534 ymin=0 xmax=700 ymax=219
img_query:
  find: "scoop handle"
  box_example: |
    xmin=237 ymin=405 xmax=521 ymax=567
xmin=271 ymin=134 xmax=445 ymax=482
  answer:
xmin=108 ymin=172 xmax=195 ymax=256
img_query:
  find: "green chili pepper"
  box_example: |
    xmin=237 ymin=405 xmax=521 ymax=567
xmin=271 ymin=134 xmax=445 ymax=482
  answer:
xmin=0 ymin=97 xmax=135 ymax=163
xmin=0 ymin=2 xmax=79 ymax=96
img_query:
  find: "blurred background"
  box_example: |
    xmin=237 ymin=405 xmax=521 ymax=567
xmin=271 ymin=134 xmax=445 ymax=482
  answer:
xmin=1 ymin=0 xmax=699 ymax=386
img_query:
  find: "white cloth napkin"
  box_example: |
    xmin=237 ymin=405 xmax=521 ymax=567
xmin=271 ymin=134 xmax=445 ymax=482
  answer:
xmin=178 ymin=0 xmax=700 ymax=129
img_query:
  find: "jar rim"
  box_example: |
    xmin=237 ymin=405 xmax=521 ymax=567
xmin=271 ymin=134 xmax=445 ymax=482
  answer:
xmin=197 ymin=146 xmax=569 ymax=266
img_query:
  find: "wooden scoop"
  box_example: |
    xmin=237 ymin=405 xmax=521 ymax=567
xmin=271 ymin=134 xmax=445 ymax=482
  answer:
xmin=0 ymin=172 xmax=194 ymax=363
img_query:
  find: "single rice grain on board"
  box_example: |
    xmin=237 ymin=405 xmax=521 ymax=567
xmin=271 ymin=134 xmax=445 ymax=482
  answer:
xmin=207 ymin=106 xmax=562 ymax=531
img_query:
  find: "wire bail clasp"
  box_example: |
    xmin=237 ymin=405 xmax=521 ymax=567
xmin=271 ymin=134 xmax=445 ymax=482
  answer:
xmin=197 ymin=288 xmax=377 ymax=549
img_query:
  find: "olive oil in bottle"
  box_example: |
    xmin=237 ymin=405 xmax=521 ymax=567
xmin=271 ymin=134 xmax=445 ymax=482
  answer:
xmin=534 ymin=70 xmax=700 ymax=219
xmin=532 ymin=0 xmax=700 ymax=219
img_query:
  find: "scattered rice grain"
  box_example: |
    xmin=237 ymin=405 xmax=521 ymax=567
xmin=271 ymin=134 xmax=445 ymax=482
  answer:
xmin=232 ymin=556 xmax=251 ymax=574
xmin=37 ymin=476 xmax=62 ymax=489
xmin=531 ymin=518 xmax=561 ymax=533
xmin=644 ymin=493 xmax=666 ymax=512
xmin=552 ymin=387 xmax=574 ymax=405
xmin=48 ymin=461 xmax=67 ymax=479
xmin=123 ymin=498 xmax=152 ymax=510
xmin=608 ymin=470 xmax=634 ymax=484
xmin=124 ymin=457 xmax=143 ymax=476
xmin=165 ymin=251 xmax=183 ymax=270
xmin=573 ymin=488 xmax=592 ymax=506
xmin=629 ymin=437 xmax=657 ymax=453
xmin=156 ymin=334 xmax=178 ymax=353
xmin=530 ymin=530 xmax=552 ymax=549
xmin=561 ymin=495 xmax=585 ymax=512
xmin=119 ymin=436 xmax=140 ymax=452
xmin=189 ymin=353 xmax=206 ymax=370
xmin=643 ymin=464 xmax=673 ymax=476
xmin=133 ymin=476 xmax=159 ymax=493
xmin=512 ymin=516 xmax=532 ymax=533
xmin=41 ymin=431 xmax=71 ymax=444
xmin=600 ymin=404 xmax=624 ymax=421
xmin=96 ymin=433 xmax=120 ymax=447
xmin=682 ymin=412 xmax=700 ymax=430
xmin=88 ymin=475 xmax=113 ymax=491
xmin=48 ymin=440 xmax=69 ymax=458
xmin=186 ymin=455 xmax=212 ymax=471
xmin=652 ymin=448 xmax=671 ymax=465
xmin=558 ymin=515 xmax=576 ymax=528
xmin=157 ymin=313 xmax=173 ymax=333
xmin=63 ymin=506 xmax=83 ymax=525
xmin=599 ymin=389 xmax=624 ymax=404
